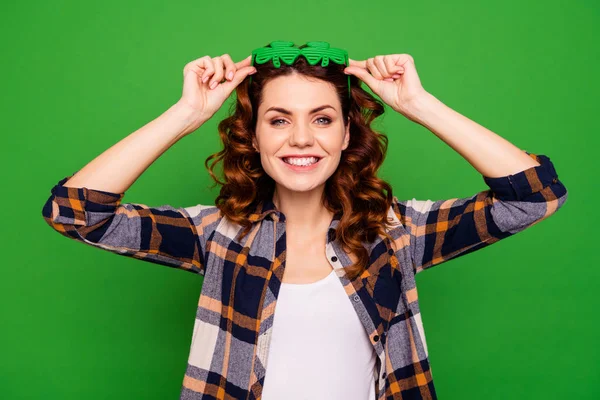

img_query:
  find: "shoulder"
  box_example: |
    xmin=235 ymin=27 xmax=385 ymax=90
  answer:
xmin=180 ymin=204 xmax=222 ymax=238
xmin=181 ymin=204 xmax=251 ymax=244
xmin=389 ymin=195 xmax=434 ymax=224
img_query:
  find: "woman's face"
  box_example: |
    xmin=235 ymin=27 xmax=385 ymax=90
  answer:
xmin=254 ymin=73 xmax=350 ymax=194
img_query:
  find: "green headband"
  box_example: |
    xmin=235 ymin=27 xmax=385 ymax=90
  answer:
xmin=248 ymin=40 xmax=351 ymax=99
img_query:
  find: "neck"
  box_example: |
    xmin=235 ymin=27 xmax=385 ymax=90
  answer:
xmin=272 ymin=184 xmax=334 ymax=232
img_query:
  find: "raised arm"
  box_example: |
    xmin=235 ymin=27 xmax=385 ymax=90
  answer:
xmin=341 ymin=55 xmax=570 ymax=275
xmin=387 ymin=90 xmax=569 ymax=275
xmin=41 ymin=102 xmax=213 ymax=274
xmin=393 ymin=151 xmax=568 ymax=275
xmin=41 ymin=54 xmax=256 ymax=274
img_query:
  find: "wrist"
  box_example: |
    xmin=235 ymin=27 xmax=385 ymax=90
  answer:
xmin=170 ymin=101 xmax=209 ymax=136
xmin=398 ymin=91 xmax=442 ymax=125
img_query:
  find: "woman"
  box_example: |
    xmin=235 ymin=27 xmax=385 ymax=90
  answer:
xmin=41 ymin=41 xmax=568 ymax=400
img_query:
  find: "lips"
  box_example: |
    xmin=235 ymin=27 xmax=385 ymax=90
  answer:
xmin=279 ymin=156 xmax=322 ymax=171
xmin=281 ymin=156 xmax=321 ymax=166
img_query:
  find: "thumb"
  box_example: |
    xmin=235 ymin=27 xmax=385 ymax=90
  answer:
xmin=219 ymin=66 xmax=257 ymax=93
xmin=345 ymin=66 xmax=378 ymax=89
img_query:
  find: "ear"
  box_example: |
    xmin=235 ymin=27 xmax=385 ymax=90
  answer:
xmin=252 ymin=137 xmax=259 ymax=152
xmin=342 ymin=121 xmax=350 ymax=150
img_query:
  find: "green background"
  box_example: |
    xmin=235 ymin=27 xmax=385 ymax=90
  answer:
xmin=3 ymin=0 xmax=597 ymax=398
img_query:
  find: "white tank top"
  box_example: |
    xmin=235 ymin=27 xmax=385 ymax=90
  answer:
xmin=262 ymin=269 xmax=377 ymax=400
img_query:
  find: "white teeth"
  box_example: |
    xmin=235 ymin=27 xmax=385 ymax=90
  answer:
xmin=283 ymin=157 xmax=319 ymax=166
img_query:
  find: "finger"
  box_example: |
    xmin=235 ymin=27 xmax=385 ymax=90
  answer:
xmin=374 ymin=56 xmax=391 ymax=77
xmin=209 ymin=57 xmax=225 ymax=89
xmin=348 ymin=58 xmax=367 ymax=69
xmin=367 ymin=58 xmax=383 ymax=80
xmin=344 ymin=66 xmax=379 ymax=89
xmin=384 ymin=56 xmax=404 ymax=76
xmin=218 ymin=65 xmax=257 ymax=94
xmin=235 ymin=55 xmax=253 ymax=69
xmin=199 ymin=57 xmax=215 ymax=84
xmin=183 ymin=63 xmax=203 ymax=81
xmin=221 ymin=54 xmax=236 ymax=81
xmin=184 ymin=56 xmax=211 ymax=79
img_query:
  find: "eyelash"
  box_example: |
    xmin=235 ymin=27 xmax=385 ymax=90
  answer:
xmin=270 ymin=117 xmax=332 ymax=126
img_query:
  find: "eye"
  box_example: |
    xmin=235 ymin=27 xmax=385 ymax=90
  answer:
xmin=269 ymin=117 xmax=332 ymax=126
xmin=271 ymin=118 xmax=287 ymax=126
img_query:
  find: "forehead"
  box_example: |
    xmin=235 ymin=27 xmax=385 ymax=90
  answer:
xmin=258 ymin=74 xmax=340 ymax=112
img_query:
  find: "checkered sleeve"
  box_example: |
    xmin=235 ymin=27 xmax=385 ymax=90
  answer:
xmin=393 ymin=151 xmax=568 ymax=275
xmin=41 ymin=173 xmax=206 ymax=275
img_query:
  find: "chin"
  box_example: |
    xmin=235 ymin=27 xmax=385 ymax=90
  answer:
xmin=268 ymin=171 xmax=329 ymax=193
xmin=277 ymin=180 xmax=325 ymax=193
xmin=264 ymin=162 xmax=337 ymax=194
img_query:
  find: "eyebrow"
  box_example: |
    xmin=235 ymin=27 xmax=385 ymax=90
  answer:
xmin=264 ymin=105 xmax=336 ymax=115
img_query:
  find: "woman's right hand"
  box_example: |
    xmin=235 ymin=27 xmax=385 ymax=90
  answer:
xmin=177 ymin=54 xmax=257 ymax=129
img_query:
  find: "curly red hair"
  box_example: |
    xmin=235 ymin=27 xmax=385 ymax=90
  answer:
xmin=205 ymin=44 xmax=397 ymax=281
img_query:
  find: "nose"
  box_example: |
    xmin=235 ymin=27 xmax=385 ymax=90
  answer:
xmin=288 ymin=122 xmax=314 ymax=147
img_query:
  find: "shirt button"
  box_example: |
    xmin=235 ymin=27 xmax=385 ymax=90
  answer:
xmin=373 ymin=335 xmax=380 ymax=342
xmin=331 ymin=256 xmax=338 ymax=262
xmin=388 ymin=249 xmax=394 ymax=255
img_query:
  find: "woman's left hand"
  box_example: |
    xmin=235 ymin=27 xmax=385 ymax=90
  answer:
xmin=344 ymin=54 xmax=428 ymax=119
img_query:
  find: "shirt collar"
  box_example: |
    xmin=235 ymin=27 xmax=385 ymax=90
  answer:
xmin=247 ymin=198 xmax=281 ymax=222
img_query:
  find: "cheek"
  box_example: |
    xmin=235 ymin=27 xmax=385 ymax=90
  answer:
xmin=258 ymin=139 xmax=280 ymax=155
xmin=321 ymin=134 xmax=346 ymax=153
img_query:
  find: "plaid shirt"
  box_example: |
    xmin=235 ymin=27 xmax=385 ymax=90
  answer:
xmin=41 ymin=151 xmax=567 ymax=400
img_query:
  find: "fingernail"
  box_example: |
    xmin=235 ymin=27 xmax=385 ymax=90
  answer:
xmin=227 ymin=71 xmax=233 ymax=80
xmin=202 ymin=76 xmax=208 ymax=83
xmin=210 ymin=81 xmax=218 ymax=89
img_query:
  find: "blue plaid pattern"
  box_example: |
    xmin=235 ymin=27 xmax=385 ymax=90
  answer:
xmin=41 ymin=151 xmax=568 ymax=399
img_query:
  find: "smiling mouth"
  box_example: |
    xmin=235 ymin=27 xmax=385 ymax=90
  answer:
xmin=280 ymin=156 xmax=322 ymax=167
